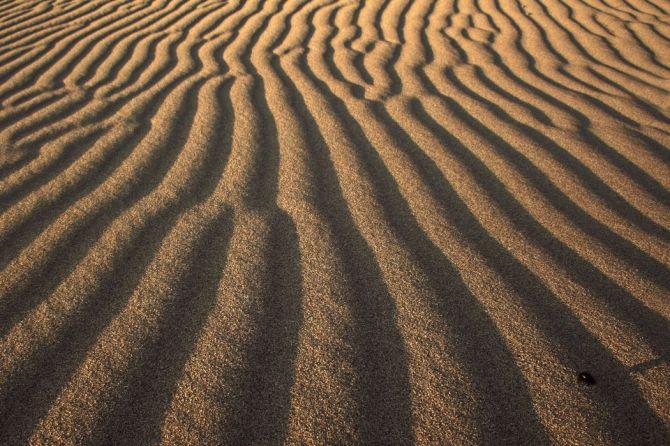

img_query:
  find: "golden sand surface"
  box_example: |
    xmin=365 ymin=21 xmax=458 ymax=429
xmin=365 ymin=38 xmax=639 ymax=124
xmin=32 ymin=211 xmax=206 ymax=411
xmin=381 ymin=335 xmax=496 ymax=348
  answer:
xmin=0 ymin=0 xmax=669 ymax=444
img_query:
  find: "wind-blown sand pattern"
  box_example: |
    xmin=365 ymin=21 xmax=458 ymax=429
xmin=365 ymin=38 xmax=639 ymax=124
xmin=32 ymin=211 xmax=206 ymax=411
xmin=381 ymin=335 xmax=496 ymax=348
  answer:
xmin=0 ymin=0 xmax=669 ymax=444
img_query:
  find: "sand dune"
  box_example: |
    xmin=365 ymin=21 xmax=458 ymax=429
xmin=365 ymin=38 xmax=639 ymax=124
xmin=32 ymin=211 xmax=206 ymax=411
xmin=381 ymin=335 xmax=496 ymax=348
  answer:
xmin=0 ymin=0 xmax=669 ymax=444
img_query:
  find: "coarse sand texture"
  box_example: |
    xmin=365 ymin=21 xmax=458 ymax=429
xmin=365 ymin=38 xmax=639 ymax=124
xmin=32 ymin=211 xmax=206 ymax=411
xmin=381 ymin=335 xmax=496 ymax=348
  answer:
xmin=0 ymin=0 xmax=669 ymax=444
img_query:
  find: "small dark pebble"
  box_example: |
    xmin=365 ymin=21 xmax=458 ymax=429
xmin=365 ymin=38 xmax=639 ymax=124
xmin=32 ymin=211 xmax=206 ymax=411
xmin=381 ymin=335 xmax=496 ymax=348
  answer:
xmin=578 ymin=372 xmax=596 ymax=385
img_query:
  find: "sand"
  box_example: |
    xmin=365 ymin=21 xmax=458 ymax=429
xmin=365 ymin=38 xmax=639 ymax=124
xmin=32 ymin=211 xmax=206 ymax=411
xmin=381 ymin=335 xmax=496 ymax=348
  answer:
xmin=0 ymin=0 xmax=669 ymax=444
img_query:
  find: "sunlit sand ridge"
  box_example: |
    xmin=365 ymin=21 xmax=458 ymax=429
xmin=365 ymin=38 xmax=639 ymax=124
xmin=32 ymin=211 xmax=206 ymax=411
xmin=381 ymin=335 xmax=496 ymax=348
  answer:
xmin=0 ymin=0 xmax=669 ymax=444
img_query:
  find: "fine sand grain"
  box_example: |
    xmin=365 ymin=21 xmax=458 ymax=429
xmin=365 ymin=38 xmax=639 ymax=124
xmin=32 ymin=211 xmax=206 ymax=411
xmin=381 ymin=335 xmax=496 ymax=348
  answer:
xmin=0 ymin=0 xmax=669 ymax=444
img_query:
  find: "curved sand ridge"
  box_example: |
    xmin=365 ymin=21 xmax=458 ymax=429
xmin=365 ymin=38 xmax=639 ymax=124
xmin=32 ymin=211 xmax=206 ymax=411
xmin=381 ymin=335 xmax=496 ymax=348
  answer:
xmin=0 ymin=0 xmax=669 ymax=444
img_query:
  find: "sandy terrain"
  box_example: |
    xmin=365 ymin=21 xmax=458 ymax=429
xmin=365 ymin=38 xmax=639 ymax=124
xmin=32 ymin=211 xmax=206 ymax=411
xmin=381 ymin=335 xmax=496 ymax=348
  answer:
xmin=0 ymin=0 xmax=669 ymax=444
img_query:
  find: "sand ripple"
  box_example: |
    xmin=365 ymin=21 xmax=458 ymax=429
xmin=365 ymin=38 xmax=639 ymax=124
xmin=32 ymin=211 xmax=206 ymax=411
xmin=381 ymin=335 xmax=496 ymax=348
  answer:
xmin=0 ymin=0 xmax=669 ymax=444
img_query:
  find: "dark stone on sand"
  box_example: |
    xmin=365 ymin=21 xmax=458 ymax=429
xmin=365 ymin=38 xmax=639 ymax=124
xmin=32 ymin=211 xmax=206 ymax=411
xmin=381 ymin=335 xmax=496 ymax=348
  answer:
xmin=578 ymin=372 xmax=596 ymax=385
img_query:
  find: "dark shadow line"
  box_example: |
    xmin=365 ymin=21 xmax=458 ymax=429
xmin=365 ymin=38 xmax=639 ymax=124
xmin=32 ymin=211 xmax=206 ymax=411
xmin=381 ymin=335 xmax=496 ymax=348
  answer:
xmin=271 ymin=56 xmax=415 ymax=443
xmin=297 ymin=45 xmax=550 ymax=443
xmin=96 ymin=209 xmax=236 ymax=446
xmin=441 ymin=68 xmax=670 ymax=283
xmin=410 ymin=95 xmax=670 ymax=368
xmin=0 ymin=77 xmax=235 ymax=446
xmin=222 ymin=210 xmax=303 ymax=446
xmin=401 ymin=98 xmax=669 ymax=443
xmin=0 ymin=75 xmax=209 ymax=339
